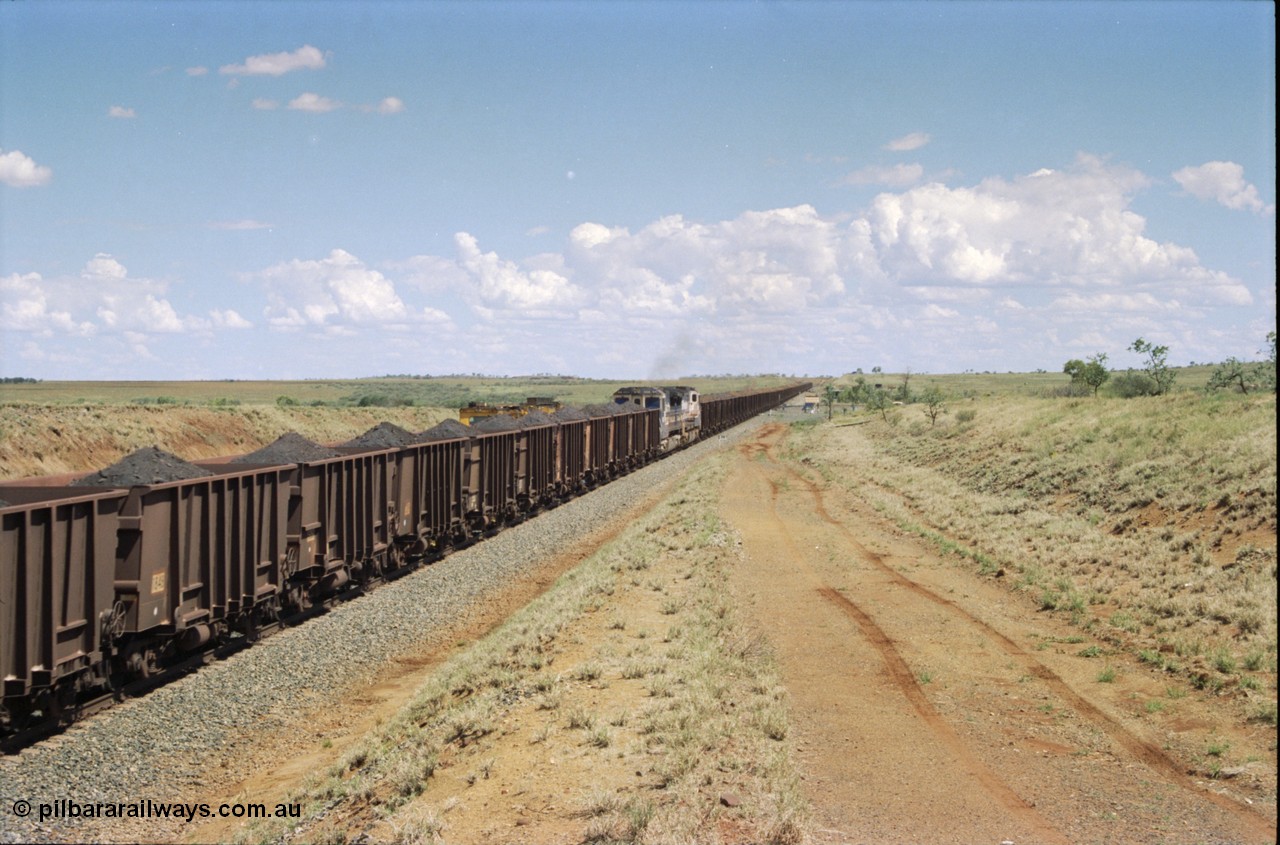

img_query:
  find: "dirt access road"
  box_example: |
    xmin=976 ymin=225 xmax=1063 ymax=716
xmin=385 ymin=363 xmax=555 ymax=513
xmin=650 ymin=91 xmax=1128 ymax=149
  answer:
xmin=723 ymin=423 xmax=1273 ymax=844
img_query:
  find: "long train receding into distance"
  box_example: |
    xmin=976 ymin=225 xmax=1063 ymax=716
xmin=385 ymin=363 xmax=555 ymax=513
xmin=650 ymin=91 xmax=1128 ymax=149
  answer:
xmin=0 ymin=382 xmax=809 ymax=748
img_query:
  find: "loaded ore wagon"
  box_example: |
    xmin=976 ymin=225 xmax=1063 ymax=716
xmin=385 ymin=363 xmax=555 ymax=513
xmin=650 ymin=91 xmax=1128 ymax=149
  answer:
xmin=1 ymin=381 xmax=810 ymax=746
xmin=1 ymin=486 xmax=123 ymax=725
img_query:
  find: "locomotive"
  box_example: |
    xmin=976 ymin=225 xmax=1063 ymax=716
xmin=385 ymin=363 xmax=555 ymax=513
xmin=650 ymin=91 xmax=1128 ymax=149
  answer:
xmin=0 ymin=382 xmax=809 ymax=744
xmin=611 ymin=385 xmax=702 ymax=449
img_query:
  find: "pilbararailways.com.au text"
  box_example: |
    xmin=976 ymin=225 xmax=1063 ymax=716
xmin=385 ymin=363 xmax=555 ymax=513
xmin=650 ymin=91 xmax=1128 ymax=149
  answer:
xmin=11 ymin=798 xmax=301 ymax=824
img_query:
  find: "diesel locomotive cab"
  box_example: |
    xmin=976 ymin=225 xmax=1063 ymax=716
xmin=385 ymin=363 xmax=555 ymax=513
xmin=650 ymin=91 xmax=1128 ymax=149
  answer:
xmin=612 ymin=386 xmax=701 ymax=450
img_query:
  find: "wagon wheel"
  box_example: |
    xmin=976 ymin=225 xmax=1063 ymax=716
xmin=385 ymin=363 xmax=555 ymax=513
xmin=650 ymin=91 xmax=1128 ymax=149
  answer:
xmin=387 ymin=543 xmax=409 ymax=574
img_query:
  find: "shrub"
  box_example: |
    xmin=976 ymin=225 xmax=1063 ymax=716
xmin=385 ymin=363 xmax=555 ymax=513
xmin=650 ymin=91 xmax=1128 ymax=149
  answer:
xmin=1109 ymin=371 xmax=1156 ymax=398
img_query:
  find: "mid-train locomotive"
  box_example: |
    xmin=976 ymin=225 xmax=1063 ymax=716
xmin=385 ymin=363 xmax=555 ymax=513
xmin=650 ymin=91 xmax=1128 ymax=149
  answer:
xmin=0 ymin=382 xmax=808 ymax=743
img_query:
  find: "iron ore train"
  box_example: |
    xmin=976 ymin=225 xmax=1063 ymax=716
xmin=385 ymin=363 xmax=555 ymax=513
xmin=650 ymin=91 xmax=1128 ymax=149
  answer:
xmin=1 ymin=382 xmax=807 ymax=743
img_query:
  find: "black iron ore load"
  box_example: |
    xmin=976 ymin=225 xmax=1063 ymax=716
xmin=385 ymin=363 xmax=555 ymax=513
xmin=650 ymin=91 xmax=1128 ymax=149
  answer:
xmin=416 ymin=419 xmax=471 ymax=441
xmin=343 ymin=422 xmax=417 ymax=449
xmin=470 ymin=414 xmax=520 ymax=433
xmin=73 ymin=446 xmax=214 ymax=488
xmin=517 ymin=411 xmax=555 ymax=429
xmin=232 ymin=432 xmax=341 ymax=464
xmin=583 ymin=403 xmax=620 ymax=418
xmin=552 ymin=406 xmax=589 ymax=422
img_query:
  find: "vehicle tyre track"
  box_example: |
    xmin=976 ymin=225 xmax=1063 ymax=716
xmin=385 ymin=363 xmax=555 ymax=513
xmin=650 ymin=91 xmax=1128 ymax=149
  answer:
xmin=729 ymin=437 xmax=1067 ymax=844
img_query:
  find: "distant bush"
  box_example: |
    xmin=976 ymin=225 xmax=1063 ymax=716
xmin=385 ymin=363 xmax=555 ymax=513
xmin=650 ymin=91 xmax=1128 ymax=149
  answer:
xmin=1108 ymin=372 xmax=1157 ymax=399
xmin=955 ymin=408 xmax=977 ymax=423
xmin=352 ymin=393 xmax=415 ymax=408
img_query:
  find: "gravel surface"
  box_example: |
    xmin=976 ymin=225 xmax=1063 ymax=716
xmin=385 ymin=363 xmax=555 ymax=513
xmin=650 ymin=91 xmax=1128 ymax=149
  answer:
xmin=72 ymin=447 xmax=214 ymax=488
xmin=551 ymin=407 xmax=588 ymax=422
xmin=232 ymin=432 xmax=341 ymax=464
xmin=0 ymin=418 xmax=766 ymax=844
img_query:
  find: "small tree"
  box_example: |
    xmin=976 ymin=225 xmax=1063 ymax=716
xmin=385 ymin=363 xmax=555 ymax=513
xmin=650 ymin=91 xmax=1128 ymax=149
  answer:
xmin=1207 ymin=332 xmax=1277 ymax=395
xmin=1063 ymin=353 xmax=1110 ymax=396
xmin=866 ymin=387 xmax=892 ymax=422
xmin=920 ymin=386 xmax=947 ymax=427
xmin=895 ymin=368 xmax=914 ymax=403
xmin=841 ymin=376 xmax=867 ymax=407
xmin=1207 ymin=358 xmax=1257 ymax=394
xmin=1128 ymin=338 xmax=1176 ymax=395
xmin=821 ymin=385 xmax=840 ymax=420
xmin=1262 ymin=331 xmax=1277 ymax=393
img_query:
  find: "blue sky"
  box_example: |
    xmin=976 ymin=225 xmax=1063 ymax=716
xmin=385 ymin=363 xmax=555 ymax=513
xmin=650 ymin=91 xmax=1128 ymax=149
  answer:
xmin=1 ymin=1 xmax=1274 ymax=380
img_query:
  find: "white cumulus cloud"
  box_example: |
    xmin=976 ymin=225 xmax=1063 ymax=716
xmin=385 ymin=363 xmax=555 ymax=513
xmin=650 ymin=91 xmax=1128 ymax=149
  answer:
xmin=862 ymin=152 xmax=1251 ymax=305
xmin=220 ymin=45 xmax=327 ymax=76
xmin=108 ymin=105 xmax=137 ymax=119
xmin=0 ymin=255 xmax=228 ymax=342
xmin=567 ymin=206 xmax=848 ymax=316
xmin=377 ymin=97 xmax=405 ymax=115
xmin=1 ymin=272 xmax=93 ymax=335
xmin=288 ymin=92 xmax=342 ymax=113
xmin=370 ymin=154 xmax=1254 ymax=375
xmin=0 ymin=148 xmax=53 ymax=187
xmin=885 ymin=132 xmax=931 ymax=151
xmin=1172 ymin=161 xmax=1271 ymax=214
xmin=455 ymin=233 xmax=580 ymax=311
xmin=210 ymin=309 xmax=253 ymax=329
xmin=256 ymin=249 xmax=415 ymax=329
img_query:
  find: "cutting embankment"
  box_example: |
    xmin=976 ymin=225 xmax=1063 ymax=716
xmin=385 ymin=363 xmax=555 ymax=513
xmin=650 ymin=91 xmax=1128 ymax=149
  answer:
xmin=0 ymin=404 xmax=455 ymax=481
